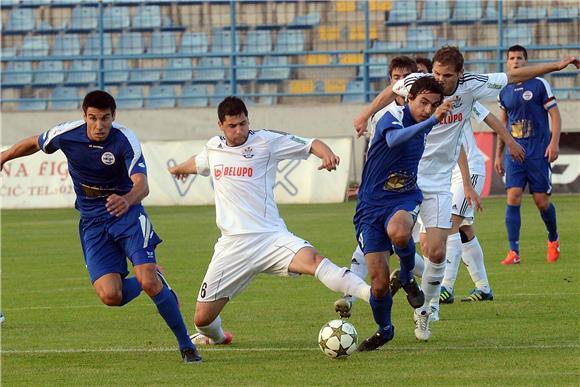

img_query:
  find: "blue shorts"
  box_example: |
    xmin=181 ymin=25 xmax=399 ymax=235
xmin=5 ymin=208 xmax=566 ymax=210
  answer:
xmin=79 ymin=204 xmax=162 ymax=283
xmin=354 ymin=200 xmax=420 ymax=255
xmin=505 ymin=156 xmax=552 ymax=194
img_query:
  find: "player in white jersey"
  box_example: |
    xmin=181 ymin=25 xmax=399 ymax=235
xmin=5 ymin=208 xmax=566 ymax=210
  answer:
xmin=353 ymin=46 xmax=578 ymax=341
xmin=169 ymin=97 xmax=371 ymax=345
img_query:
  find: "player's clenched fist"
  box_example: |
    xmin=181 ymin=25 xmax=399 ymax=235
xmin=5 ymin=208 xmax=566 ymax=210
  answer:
xmin=433 ymin=97 xmax=456 ymax=122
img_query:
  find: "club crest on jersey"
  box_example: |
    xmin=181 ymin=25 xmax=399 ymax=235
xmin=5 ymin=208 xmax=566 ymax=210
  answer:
xmin=452 ymin=96 xmax=463 ymax=109
xmin=101 ymin=152 xmax=115 ymax=165
xmin=522 ymin=90 xmax=533 ymax=101
xmin=242 ymin=146 xmax=254 ymax=159
xmin=214 ymin=164 xmax=224 ymax=180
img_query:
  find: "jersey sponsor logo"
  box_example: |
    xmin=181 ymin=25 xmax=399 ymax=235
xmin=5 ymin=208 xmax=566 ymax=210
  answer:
xmin=440 ymin=112 xmax=463 ymax=125
xmin=242 ymin=146 xmax=254 ymax=159
xmin=101 ymin=152 xmax=115 ymax=165
xmin=522 ymin=90 xmax=533 ymax=101
xmin=89 ymin=144 xmax=104 ymax=149
xmin=487 ymin=83 xmax=503 ymax=90
xmin=290 ymin=135 xmax=307 ymax=145
xmin=213 ymin=164 xmax=254 ymax=180
xmin=384 ymin=171 xmax=417 ymax=192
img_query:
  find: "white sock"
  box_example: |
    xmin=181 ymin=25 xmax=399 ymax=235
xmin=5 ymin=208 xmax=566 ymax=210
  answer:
xmin=461 ymin=236 xmax=491 ymax=293
xmin=195 ymin=315 xmax=226 ymax=343
xmin=412 ymin=252 xmax=424 ymax=278
xmin=418 ymin=259 xmax=446 ymax=313
xmin=315 ymin=258 xmax=370 ymax=303
xmin=441 ymin=232 xmax=462 ymax=293
xmin=350 ymin=245 xmax=368 ymax=280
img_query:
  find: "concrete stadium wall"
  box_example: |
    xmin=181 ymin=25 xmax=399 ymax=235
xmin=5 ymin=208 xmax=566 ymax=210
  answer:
xmin=2 ymin=101 xmax=578 ymax=183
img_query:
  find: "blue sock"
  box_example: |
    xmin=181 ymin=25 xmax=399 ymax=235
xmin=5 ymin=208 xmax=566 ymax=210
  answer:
xmin=540 ymin=203 xmax=558 ymax=242
xmin=369 ymin=292 xmax=393 ymax=335
xmin=393 ymin=240 xmax=415 ymax=285
xmin=120 ymin=277 xmax=142 ymax=306
xmin=505 ymin=204 xmax=521 ymax=254
xmin=152 ymin=286 xmax=194 ymax=350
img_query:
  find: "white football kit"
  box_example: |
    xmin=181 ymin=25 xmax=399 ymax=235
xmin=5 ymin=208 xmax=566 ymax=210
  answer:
xmin=393 ymin=72 xmax=508 ymax=228
xmin=194 ymin=130 xmax=315 ymax=301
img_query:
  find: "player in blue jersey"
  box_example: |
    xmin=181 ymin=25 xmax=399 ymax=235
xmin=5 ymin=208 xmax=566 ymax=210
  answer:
xmin=356 ymin=77 xmax=454 ymax=351
xmin=496 ymin=45 xmax=562 ymax=265
xmin=0 ymin=90 xmax=201 ymax=363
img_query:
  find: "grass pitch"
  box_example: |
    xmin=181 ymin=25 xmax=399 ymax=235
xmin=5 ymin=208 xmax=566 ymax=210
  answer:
xmin=1 ymin=196 xmax=579 ymax=386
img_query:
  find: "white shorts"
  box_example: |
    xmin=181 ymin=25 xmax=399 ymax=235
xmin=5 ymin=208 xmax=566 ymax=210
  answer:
xmin=197 ymin=231 xmax=312 ymax=302
xmin=417 ymin=191 xmax=453 ymax=230
xmin=451 ymin=173 xmax=485 ymax=226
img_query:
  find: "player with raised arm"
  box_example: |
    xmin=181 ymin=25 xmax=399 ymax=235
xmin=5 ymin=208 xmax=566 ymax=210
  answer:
xmin=496 ymin=45 xmax=562 ymax=265
xmin=355 ymin=78 xmax=453 ymax=351
xmin=0 ymin=91 xmax=201 ymax=363
xmin=168 ymin=97 xmax=371 ymax=346
xmin=353 ymin=46 xmax=577 ymax=341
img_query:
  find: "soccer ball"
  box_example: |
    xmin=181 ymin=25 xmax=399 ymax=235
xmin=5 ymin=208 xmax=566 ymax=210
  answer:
xmin=318 ymin=319 xmax=358 ymax=358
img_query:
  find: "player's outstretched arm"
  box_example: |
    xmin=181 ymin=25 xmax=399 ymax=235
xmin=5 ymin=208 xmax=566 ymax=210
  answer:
xmin=483 ymin=113 xmax=525 ymax=163
xmin=545 ymin=106 xmax=562 ymax=162
xmin=168 ymin=156 xmax=198 ymax=180
xmin=309 ymin=139 xmax=340 ymax=171
xmin=354 ymin=84 xmax=396 ymax=137
xmin=507 ymin=56 xmax=579 ymax=84
xmin=0 ymin=135 xmax=41 ymax=169
xmin=494 ymin=110 xmax=509 ymax=177
xmin=106 ymin=173 xmax=149 ymax=217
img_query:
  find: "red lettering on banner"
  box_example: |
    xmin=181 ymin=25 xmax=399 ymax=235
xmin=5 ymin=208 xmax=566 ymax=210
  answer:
xmin=14 ymin=163 xmax=29 ymax=177
xmin=39 ymin=161 xmax=69 ymax=181
xmin=0 ymin=184 xmax=24 ymax=197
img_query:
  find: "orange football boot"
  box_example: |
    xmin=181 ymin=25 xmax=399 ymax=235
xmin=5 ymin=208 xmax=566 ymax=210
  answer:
xmin=501 ymin=250 xmax=521 ymax=265
xmin=547 ymin=240 xmax=560 ymax=263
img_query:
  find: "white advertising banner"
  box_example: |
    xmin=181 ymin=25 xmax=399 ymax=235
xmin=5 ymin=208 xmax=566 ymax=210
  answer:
xmin=1 ymin=137 xmax=352 ymax=209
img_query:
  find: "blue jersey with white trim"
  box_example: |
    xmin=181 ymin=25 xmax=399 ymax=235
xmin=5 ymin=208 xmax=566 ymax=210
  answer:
xmin=38 ymin=120 xmax=147 ymax=218
xmin=499 ymin=77 xmax=556 ymax=159
xmin=357 ymin=105 xmax=425 ymax=205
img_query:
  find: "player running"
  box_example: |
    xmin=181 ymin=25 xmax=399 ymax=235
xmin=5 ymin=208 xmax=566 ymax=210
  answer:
xmin=353 ymin=46 xmax=578 ymax=341
xmin=0 ymin=90 xmax=201 ymax=363
xmin=168 ymin=96 xmax=371 ymax=346
xmin=496 ymin=45 xmax=562 ymax=265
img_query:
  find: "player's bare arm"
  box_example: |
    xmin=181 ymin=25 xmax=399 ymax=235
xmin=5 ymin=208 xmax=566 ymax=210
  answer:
xmin=495 ymin=110 xmax=508 ymax=177
xmin=483 ymin=112 xmax=525 ymax=163
xmin=106 ymin=173 xmax=149 ymax=217
xmin=507 ymin=56 xmax=579 ymax=84
xmin=0 ymin=135 xmax=41 ymax=169
xmin=354 ymin=84 xmax=396 ymax=136
xmin=168 ymin=156 xmax=198 ymax=180
xmin=309 ymin=139 xmax=340 ymax=171
xmin=545 ymin=106 xmax=561 ymax=162
xmin=433 ymin=97 xmax=455 ymax=122
xmin=459 ymin=145 xmax=482 ymax=212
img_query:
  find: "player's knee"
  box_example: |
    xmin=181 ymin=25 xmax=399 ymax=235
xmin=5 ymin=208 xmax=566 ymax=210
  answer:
xmin=387 ymin=224 xmax=410 ymax=247
xmin=138 ymin=276 xmax=162 ymax=296
xmin=425 ymin=246 xmax=445 ymax=262
xmin=194 ymin=313 xmax=215 ymax=328
xmin=370 ymin=275 xmax=389 ymax=297
xmin=98 ymin=289 xmax=123 ymax=306
xmin=533 ymin=196 xmax=549 ymax=211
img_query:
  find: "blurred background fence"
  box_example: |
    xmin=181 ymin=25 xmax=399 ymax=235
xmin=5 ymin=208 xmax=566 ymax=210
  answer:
xmin=1 ymin=0 xmax=579 ymax=111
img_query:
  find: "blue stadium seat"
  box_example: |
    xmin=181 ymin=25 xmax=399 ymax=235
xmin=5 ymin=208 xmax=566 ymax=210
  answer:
xmin=243 ymin=30 xmax=272 ymax=54
xmin=372 ymin=40 xmax=404 ymax=51
xmin=211 ymin=30 xmax=241 ymax=52
xmin=179 ymin=84 xmax=209 ymax=108
xmin=258 ymin=56 xmax=291 ymax=81
xmin=179 ymin=31 xmax=210 ymax=54
xmin=117 ymin=86 xmax=144 ymax=109
xmin=437 ymin=38 xmax=467 ymax=48
xmin=70 ymin=6 xmax=98 ymax=31
xmin=502 ymin=24 xmax=533 ymax=46
xmin=51 ymin=87 xmax=80 ymax=110
xmin=549 ymin=7 xmax=579 ymax=21
xmin=19 ymin=99 xmax=47 ymax=111
xmin=359 ymin=56 xmax=388 ymax=80
xmin=450 ymin=0 xmax=482 ymax=24
xmin=6 ymin=8 xmax=36 ymax=32
xmin=1 ymin=46 xmax=18 ymax=58
xmin=162 ymin=58 xmax=193 ymax=83
xmin=553 ymin=89 xmax=570 ymax=100
xmin=386 ymin=0 xmax=417 ymax=25
xmin=211 ymin=83 xmax=237 ymax=106
xmin=130 ymin=65 xmax=161 ymax=83
xmin=289 ymin=12 xmax=321 ymax=28
xmin=115 ymin=32 xmax=145 ymax=55
xmin=103 ymin=6 xmax=131 ymax=30
xmin=418 ymin=0 xmax=450 ymax=24
xmin=2 ymin=61 xmax=33 ymax=86
xmin=21 ymin=36 xmax=49 ymax=57
xmin=406 ymin=27 xmax=434 ymax=50
xmin=104 ymin=59 xmax=130 ymax=83
xmin=149 ymin=31 xmax=177 ymax=54
xmin=147 ymin=85 xmax=176 ymax=108
xmin=515 ymin=6 xmax=547 ymax=22
xmin=34 ymin=61 xmax=65 ymax=85
xmin=194 ymin=57 xmax=225 ymax=82
xmin=233 ymin=56 xmax=259 ymax=81
xmin=342 ymin=80 xmax=366 ymax=104
xmin=275 ymin=30 xmax=305 ymax=52
xmin=66 ymin=60 xmax=98 ymax=85
xmin=133 ymin=5 xmax=162 ymax=29
xmin=83 ymin=33 xmax=113 ymax=55
xmin=53 ymin=34 xmax=81 ymax=56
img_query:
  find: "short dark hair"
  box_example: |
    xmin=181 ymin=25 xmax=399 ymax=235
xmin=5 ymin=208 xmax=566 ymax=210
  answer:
xmin=507 ymin=45 xmax=528 ymax=60
xmin=389 ymin=56 xmax=418 ymax=77
xmin=408 ymin=77 xmax=444 ymax=103
xmin=415 ymin=57 xmax=433 ymax=73
xmin=82 ymin=90 xmax=116 ymax=113
xmin=218 ymin=96 xmax=248 ymax=123
xmin=432 ymin=46 xmax=464 ymax=72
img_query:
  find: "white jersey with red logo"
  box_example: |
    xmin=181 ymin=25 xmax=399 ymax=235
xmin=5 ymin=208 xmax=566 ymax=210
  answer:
xmin=195 ymin=130 xmax=313 ymax=236
xmin=393 ymin=72 xmax=508 ymax=192
xmin=451 ymin=101 xmax=489 ymax=179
